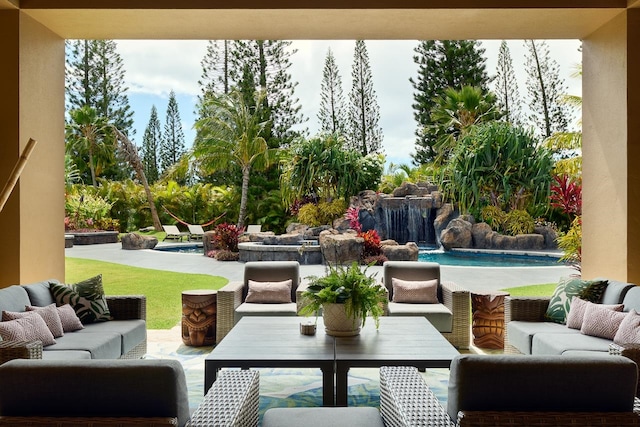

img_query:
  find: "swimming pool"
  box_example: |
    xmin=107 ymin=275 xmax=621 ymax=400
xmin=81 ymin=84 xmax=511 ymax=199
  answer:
xmin=419 ymin=249 xmax=565 ymax=267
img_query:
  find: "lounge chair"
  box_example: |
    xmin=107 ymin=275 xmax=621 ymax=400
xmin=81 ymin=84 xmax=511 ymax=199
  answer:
xmin=187 ymin=224 xmax=205 ymax=241
xmin=162 ymin=225 xmax=189 ymax=242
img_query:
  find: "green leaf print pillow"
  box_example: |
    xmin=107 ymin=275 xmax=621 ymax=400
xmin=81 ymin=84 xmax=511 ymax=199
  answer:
xmin=544 ymin=277 xmax=608 ymax=324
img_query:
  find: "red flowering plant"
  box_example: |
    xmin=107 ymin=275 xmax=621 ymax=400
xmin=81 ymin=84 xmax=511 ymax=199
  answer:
xmin=345 ymin=207 xmax=386 ymax=264
xmin=210 ymin=223 xmax=243 ymax=252
xmin=550 ymin=174 xmax=582 ymax=219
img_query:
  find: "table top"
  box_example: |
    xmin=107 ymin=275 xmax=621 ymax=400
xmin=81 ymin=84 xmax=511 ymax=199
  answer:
xmin=205 ymin=317 xmax=335 ymax=365
xmin=335 ymin=317 xmax=459 ymax=368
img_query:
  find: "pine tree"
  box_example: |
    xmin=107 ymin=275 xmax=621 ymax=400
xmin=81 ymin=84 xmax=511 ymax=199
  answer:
xmin=410 ymin=40 xmax=491 ymax=164
xmin=318 ymin=48 xmax=348 ymax=136
xmin=524 ymin=40 xmax=570 ymax=139
xmin=141 ymin=105 xmax=162 ymax=183
xmin=494 ymin=40 xmax=523 ymax=126
xmin=199 ymin=40 xmax=233 ymax=97
xmin=65 ymin=39 xmax=135 ymax=181
xmin=348 ymin=40 xmax=383 ymax=155
xmin=160 ymin=91 xmax=186 ymax=173
xmin=230 ymin=40 xmax=305 ymax=146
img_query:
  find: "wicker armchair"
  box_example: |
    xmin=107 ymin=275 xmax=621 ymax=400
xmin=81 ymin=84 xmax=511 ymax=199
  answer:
xmin=380 ymin=355 xmax=640 ymax=427
xmin=216 ymin=261 xmax=307 ymax=343
xmin=382 ymin=261 xmax=470 ymax=349
xmin=0 ymin=359 xmax=259 ymax=427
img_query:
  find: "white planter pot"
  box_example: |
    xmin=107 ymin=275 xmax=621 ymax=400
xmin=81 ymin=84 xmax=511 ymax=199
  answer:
xmin=322 ymin=303 xmax=362 ymax=336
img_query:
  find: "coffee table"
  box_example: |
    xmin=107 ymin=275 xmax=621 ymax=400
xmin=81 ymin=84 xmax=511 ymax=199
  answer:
xmin=334 ymin=316 xmax=459 ymax=406
xmin=204 ymin=316 xmax=459 ymax=406
xmin=204 ymin=317 xmax=336 ymax=406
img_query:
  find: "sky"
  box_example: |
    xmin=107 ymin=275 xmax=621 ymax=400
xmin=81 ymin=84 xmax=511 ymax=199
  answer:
xmin=116 ymin=39 xmax=582 ymax=167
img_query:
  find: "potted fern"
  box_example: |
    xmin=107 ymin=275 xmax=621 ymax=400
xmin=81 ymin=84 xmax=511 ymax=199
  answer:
xmin=300 ymin=261 xmax=387 ymax=336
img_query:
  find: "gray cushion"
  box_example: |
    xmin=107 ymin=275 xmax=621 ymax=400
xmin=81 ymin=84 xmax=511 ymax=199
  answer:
xmin=243 ymin=261 xmax=300 ymax=302
xmin=600 ymin=279 xmax=634 ymax=304
xmin=387 ymin=302 xmax=453 ymax=332
xmin=234 ymin=302 xmax=297 ymax=324
xmin=262 ymin=407 xmax=384 ymax=427
xmin=0 ymin=285 xmax=30 ymax=313
xmin=532 ymin=331 xmax=613 ymax=355
xmin=42 ymin=350 xmax=92 ymax=360
xmin=22 ymin=280 xmax=57 ymax=307
xmin=0 ymin=359 xmax=190 ymax=427
xmin=44 ymin=331 xmax=122 ymax=359
xmin=506 ymin=321 xmax=578 ymax=354
xmin=79 ymin=319 xmax=146 ymax=355
xmin=622 ymin=286 xmax=640 ymax=312
xmin=447 ymin=354 xmax=638 ymax=421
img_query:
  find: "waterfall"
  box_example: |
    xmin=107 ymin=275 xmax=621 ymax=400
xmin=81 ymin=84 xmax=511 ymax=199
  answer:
xmin=374 ymin=197 xmax=437 ymax=245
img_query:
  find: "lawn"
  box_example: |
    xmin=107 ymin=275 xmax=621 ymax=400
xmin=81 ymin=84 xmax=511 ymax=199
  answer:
xmin=501 ymin=283 xmax=556 ymax=297
xmin=65 ymin=257 xmax=228 ymax=329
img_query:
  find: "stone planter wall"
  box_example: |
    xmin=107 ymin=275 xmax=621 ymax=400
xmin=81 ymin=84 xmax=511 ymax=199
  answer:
xmin=72 ymin=231 xmax=119 ymax=245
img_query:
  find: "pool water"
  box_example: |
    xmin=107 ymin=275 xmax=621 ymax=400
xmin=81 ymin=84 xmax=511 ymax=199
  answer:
xmin=154 ymin=244 xmax=204 ymax=254
xmin=419 ymin=250 xmax=565 ymax=267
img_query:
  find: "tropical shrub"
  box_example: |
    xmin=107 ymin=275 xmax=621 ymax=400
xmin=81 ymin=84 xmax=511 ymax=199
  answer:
xmin=361 ymin=229 xmax=382 ymax=258
xmin=504 ymin=210 xmax=535 ymax=236
xmin=557 ymin=217 xmax=582 ymax=270
xmin=442 ymin=121 xmax=553 ymax=215
xmin=297 ymin=199 xmax=348 ymax=227
xmin=214 ymin=249 xmax=240 ymax=261
xmin=297 ymin=203 xmax=321 ymax=227
xmin=65 ymin=189 xmax=118 ymax=231
xmin=210 ymin=223 xmax=243 ymax=252
xmin=480 ymin=205 xmax=508 ymax=233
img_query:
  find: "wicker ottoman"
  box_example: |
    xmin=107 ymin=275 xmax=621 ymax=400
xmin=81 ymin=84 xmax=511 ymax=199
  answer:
xmin=262 ymin=407 xmax=384 ymax=427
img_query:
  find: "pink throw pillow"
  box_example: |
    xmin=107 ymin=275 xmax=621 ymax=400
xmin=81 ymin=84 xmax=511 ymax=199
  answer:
xmin=245 ymin=279 xmax=293 ymax=303
xmin=55 ymin=304 xmax=84 ymax=332
xmin=614 ymin=309 xmax=640 ymax=345
xmin=580 ymin=303 xmax=627 ymax=340
xmin=391 ymin=278 xmax=439 ymax=303
xmin=566 ymin=298 xmax=624 ymax=330
xmin=0 ymin=312 xmax=56 ymax=345
xmin=25 ymin=304 xmax=65 ymax=338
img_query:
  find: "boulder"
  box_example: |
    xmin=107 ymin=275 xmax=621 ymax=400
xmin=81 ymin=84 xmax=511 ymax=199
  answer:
xmin=262 ymin=233 xmax=304 ymax=245
xmin=286 ymin=223 xmax=309 ymax=234
xmin=121 ymin=233 xmax=158 ymax=250
xmin=304 ymin=225 xmax=332 ymax=239
xmin=203 ymin=231 xmax=216 ymax=253
xmin=392 ymin=182 xmax=420 ymax=197
xmin=515 ymin=234 xmax=545 ymax=250
xmin=319 ymin=231 xmax=363 ymax=264
xmin=440 ymin=218 xmax=473 ymax=250
xmin=382 ymin=242 xmax=419 ymax=261
xmin=380 ymin=239 xmax=399 ymax=247
xmin=238 ymin=231 xmax=275 ymax=243
xmin=471 ymin=222 xmax=494 ymax=249
xmin=434 ymin=204 xmax=456 ymax=240
xmin=489 ymin=233 xmax=517 ymax=250
xmin=535 ymin=225 xmax=559 ymax=249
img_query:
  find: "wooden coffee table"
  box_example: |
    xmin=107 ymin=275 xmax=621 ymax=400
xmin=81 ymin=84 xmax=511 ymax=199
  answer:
xmin=204 ymin=316 xmax=459 ymax=407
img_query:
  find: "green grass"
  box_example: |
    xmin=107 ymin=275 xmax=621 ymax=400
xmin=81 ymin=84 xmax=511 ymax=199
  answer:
xmin=65 ymin=257 xmax=228 ymax=329
xmin=501 ymin=283 xmax=556 ymax=297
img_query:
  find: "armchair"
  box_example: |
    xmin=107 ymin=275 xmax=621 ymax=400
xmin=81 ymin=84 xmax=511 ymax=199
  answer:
xmin=382 ymin=261 xmax=470 ymax=349
xmin=0 ymin=359 xmax=259 ymax=427
xmin=380 ymin=355 xmax=640 ymax=427
xmin=217 ymin=261 xmax=306 ymax=343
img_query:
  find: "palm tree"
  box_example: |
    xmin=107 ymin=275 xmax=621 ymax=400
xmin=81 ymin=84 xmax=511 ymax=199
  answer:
xmin=194 ymin=90 xmax=276 ymax=229
xmin=66 ymin=106 xmax=114 ymax=187
xmin=429 ymin=86 xmax=500 ymax=164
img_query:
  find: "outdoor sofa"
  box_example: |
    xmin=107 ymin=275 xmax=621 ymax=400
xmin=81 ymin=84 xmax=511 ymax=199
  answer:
xmin=379 ymin=354 xmax=640 ymax=426
xmin=0 ymin=358 xmax=259 ymax=427
xmin=0 ymin=278 xmax=146 ymax=362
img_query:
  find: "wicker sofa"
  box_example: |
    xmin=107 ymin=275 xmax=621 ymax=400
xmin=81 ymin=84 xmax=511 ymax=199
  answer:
xmin=505 ymin=279 xmax=640 ymax=358
xmin=379 ymin=354 xmax=640 ymax=427
xmin=0 ymin=279 xmax=146 ymax=362
xmin=0 ymin=358 xmax=259 ymax=427
xmin=382 ymin=261 xmax=470 ymax=349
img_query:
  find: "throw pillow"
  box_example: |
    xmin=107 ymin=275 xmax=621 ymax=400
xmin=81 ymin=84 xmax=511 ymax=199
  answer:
xmin=580 ymin=303 xmax=627 ymax=340
xmin=565 ymin=298 xmax=624 ymax=330
xmin=55 ymin=304 xmax=84 ymax=332
xmin=24 ymin=304 xmax=65 ymax=338
xmin=614 ymin=310 xmax=640 ymax=344
xmin=544 ymin=277 xmax=608 ymax=324
xmin=391 ymin=278 xmax=439 ymax=303
xmin=50 ymin=274 xmax=111 ymax=323
xmin=0 ymin=313 xmax=56 ymax=345
xmin=245 ymin=279 xmax=293 ymax=303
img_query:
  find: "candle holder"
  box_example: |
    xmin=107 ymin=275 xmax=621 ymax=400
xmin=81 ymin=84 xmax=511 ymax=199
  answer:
xmin=300 ymin=320 xmax=317 ymax=335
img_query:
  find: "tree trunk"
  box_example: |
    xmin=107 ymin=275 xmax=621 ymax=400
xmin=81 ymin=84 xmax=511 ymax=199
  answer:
xmin=112 ymin=126 xmax=163 ymax=231
xmin=238 ymin=166 xmax=250 ymax=229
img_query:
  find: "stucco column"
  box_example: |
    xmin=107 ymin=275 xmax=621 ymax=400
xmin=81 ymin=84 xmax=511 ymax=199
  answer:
xmin=0 ymin=10 xmax=65 ymax=286
xmin=582 ymin=9 xmax=640 ymax=282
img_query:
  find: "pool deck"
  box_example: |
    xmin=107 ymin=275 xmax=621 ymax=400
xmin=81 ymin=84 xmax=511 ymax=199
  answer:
xmin=65 ymin=242 xmax=576 ymax=293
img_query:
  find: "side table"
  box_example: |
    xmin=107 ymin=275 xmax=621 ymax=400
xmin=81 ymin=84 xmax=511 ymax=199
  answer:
xmin=471 ymin=290 xmax=509 ymax=349
xmin=182 ymin=290 xmax=217 ymax=346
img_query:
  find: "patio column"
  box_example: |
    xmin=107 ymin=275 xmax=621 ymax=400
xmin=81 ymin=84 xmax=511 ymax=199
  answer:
xmin=582 ymin=9 xmax=640 ymax=283
xmin=0 ymin=10 xmax=65 ymax=286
